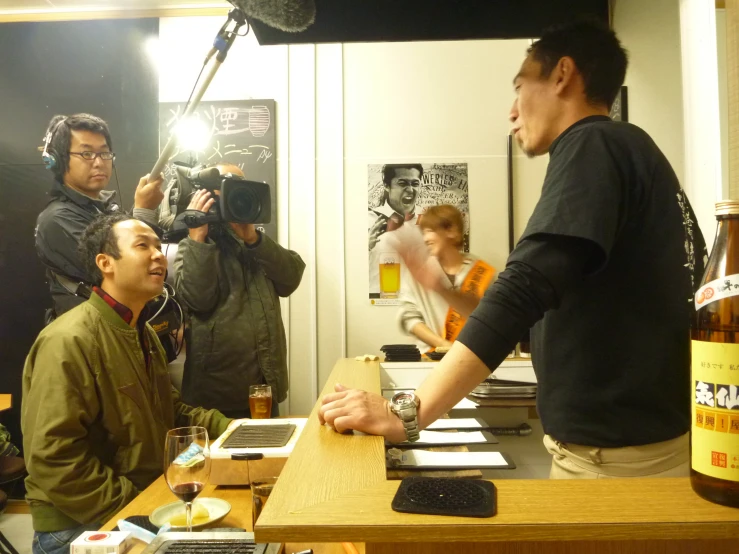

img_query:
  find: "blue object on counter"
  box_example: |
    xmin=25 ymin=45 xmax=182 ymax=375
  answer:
xmin=117 ymin=518 xmax=157 ymax=544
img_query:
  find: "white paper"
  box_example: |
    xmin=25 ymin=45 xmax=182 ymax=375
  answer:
xmin=427 ymin=418 xmax=483 ymax=430
xmin=413 ymin=430 xmax=488 ymax=445
xmin=397 ymin=450 xmax=508 ymax=468
xmin=491 ymin=365 xmax=537 ymax=384
xmin=453 ymin=397 xmax=478 ymax=409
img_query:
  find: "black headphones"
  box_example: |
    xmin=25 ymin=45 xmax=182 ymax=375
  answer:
xmin=41 ymin=117 xmax=67 ymax=171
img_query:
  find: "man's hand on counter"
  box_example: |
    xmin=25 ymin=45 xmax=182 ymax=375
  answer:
xmin=318 ymin=384 xmax=407 ymax=443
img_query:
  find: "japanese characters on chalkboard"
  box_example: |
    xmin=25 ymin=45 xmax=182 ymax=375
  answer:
xmin=159 ymin=100 xmax=277 ymax=239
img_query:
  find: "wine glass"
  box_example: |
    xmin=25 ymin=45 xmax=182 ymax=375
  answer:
xmin=164 ymin=426 xmax=210 ymax=532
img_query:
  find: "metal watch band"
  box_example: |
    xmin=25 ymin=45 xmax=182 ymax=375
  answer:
xmin=402 ymin=416 xmax=420 ymax=442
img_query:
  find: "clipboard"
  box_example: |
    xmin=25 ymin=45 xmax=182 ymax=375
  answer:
xmin=386 ymin=449 xmax=516 ymax=470
xmin=426 ymin=418 xmax=488 ymax=431
xmin=386 ymin=429 xmax=499 ymax=448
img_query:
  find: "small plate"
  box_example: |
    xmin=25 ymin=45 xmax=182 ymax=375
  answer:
xmin=149 ymin=497 xmax=231 ymax=530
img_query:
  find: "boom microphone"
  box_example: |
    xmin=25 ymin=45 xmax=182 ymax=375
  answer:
xmin=227 ymin=0 xmax=316 ymax=32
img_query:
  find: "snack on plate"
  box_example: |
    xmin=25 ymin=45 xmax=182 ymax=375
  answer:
xmin=169 ymin=502 xmax=211 ymax=527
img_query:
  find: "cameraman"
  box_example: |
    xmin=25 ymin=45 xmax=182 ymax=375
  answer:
xmin=35 ymin=114 xmax=164 ymax=318
xmin=173 ymin=163 xmax=305 ymax=418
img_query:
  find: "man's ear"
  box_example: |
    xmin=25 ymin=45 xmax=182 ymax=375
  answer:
xmin=553 ymin=56 xmax=578 ymax=96
xmin=96 ymin=253 xmax=114 ymax=280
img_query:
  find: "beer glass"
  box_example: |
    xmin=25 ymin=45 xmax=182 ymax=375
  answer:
xmin=379 ymin=252 xmax=401 ymax=299
xmin=249 ymin=384 xmax=272 ymax=419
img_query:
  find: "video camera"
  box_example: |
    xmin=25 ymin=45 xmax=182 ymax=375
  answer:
xmin=163 ymin=162 xmax=271 ymax=242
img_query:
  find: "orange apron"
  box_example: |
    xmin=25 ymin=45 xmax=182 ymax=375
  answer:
xmin=444 ymin=259 xmax=495 ymax=342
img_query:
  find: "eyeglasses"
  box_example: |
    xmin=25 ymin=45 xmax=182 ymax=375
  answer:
xmin=69 ymin=151 xmax=116 ymax=161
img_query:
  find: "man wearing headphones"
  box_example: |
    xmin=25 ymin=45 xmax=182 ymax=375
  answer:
xmin=35 ymin=113 xmax=164 ymax=319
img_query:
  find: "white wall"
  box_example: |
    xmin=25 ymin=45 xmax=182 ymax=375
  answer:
xmin=342 ymin=39 xmax=536 ymax=358
xmin=613 ymin=0 xmax=723 ymax=243
xmin=612 ymin=0 xmax=686 ymax=185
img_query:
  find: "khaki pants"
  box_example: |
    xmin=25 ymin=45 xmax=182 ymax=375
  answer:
xmin=543 ymin=432 xmax=689 ymax=479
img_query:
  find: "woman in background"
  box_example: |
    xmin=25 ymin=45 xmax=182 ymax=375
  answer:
xmin=397 ymin=205 xmax=495 ymax=353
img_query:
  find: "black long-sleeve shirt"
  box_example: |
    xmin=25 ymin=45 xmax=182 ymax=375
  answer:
xmin=458 ymin=116 xmax=707 ymax=448
xmin=35 ymin=181 xmax=159 ymax=316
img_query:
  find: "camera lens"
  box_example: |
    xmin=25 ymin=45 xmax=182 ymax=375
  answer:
xmin=227 ymin=183 xmax=262 ymax=223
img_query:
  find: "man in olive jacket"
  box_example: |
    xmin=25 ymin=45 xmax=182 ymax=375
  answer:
xmin=22 ymin=214 xmax=232 ymax=554
xmin=174 ymin=164 xmax=305 ymax=418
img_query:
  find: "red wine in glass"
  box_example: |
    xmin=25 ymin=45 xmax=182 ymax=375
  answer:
xmin=164 ymin=426 xmax=210 ymax=532
xmin=171 ymin=482 xmax=205 ymax=504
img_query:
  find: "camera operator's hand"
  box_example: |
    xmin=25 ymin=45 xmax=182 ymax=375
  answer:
xmin=230 ymin=223 xmax=259 ymax=245
xmin=187 ymin=189 xmax=215 ymax=243
xmin=133 ymin=173 xmax=164 ymax=210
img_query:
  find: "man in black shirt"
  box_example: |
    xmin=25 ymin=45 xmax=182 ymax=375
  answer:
xmin=35 ymin=113 xmax=164 ymax=318
xmin=319 ymin=20 xmax=707 ymax=478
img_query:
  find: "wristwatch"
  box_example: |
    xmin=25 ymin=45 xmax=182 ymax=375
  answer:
xmin=389 ymin=391 xmax=421 ymax=443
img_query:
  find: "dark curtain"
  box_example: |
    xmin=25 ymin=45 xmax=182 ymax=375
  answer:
xmin=0 ymin=18 xmax=160 ymax=453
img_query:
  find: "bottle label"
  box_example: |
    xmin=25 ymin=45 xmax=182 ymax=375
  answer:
xmin=695 ymin=274 xmax=739 ymax=310
xmin=691 ymin=340 xmax=739 ymax=481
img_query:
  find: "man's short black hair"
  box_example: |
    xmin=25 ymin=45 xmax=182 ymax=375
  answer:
xmin=528 ymin=18 xmax=628 ymax=109
xmin=78 ymin=213 xmax=132 ymax=286
xmin=382 ymin=164 xmax=424 ymax=187
xmin=45 ymin=113 xmax=113 ymax=183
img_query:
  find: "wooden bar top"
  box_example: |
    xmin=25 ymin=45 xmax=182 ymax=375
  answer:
xmin=101 ymin=476 xmax=359 ymax=554
xmin=255 ymin=359 xmax=739 ymax=544
xmin=101 ymin=476 xmax=253 ymax=533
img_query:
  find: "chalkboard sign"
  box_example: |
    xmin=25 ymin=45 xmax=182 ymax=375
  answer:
xmin=158 ymin=99 xmax=277 ymax=239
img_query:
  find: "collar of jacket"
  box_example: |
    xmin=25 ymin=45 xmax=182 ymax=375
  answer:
xmin=49 ymin=180 xmax=117 ymax=212
xmin=87 ymin=291 xmax=140 ymax=332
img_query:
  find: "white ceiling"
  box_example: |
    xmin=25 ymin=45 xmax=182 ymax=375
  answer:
xmin=0 ymin=0 xmax=230 ymax=13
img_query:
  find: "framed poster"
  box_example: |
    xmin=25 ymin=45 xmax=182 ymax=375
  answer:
xmin=367 ymin=162 xmax=469 ymax=305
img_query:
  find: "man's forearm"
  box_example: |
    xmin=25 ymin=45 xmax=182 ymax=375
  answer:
xmin=414 ymin=341 xmax=491 ymax=429
xmin=174 ymin=239 xmax=221 ymax=313
xmin=249 ymin=234 xmax=306 ymax=293
xmin=413 ymin=237 xmax=597 ymax=430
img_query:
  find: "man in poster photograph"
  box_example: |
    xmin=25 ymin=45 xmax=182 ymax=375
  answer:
xmin=367 ymin=162 xmax=469 ymax=304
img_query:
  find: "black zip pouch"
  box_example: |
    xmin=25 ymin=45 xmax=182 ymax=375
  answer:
xmin=391 ymin=477 xmax=497 ymax=518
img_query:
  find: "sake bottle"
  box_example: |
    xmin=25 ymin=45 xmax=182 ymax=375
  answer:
xmin=691 ymin=201 xmax=739 ymax=507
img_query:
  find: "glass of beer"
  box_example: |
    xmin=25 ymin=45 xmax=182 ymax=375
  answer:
xmin=249 ymin=384 xmax=272 ymax=419
xmin=251 ymin=475 xmax=278 ymax=528
xmin=379 ymin=252 xmax=401 ymax=299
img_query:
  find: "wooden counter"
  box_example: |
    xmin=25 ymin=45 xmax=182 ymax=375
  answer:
xmin=255 ymin=359 xmax=739 ymax=554
xmin=101 ymin=475 xmax=360 ymax=554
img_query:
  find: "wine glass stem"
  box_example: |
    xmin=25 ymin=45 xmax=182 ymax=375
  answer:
xmin=185 ymin=501 xmax=193 ymax=532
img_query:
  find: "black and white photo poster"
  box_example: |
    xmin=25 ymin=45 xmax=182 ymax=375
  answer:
xmin=367 ymin=162 xmax=469 ymax=305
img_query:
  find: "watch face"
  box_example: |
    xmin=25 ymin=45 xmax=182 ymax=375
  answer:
xmin=393 ymin=392 xmax=414 ymax=407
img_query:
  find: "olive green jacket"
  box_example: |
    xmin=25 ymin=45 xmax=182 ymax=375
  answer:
xmin=21 ymin=293 xmax=231 ymax=532
xmin=175 ymin=229 xmax=304 ymax=411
